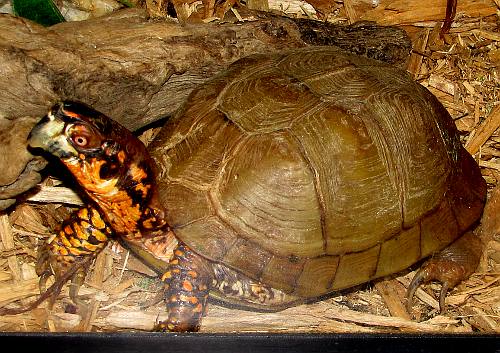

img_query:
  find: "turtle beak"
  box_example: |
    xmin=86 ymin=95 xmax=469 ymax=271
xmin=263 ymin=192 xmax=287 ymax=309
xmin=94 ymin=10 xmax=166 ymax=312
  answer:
xmin=28 ymin=107 xmax=77 ymax=159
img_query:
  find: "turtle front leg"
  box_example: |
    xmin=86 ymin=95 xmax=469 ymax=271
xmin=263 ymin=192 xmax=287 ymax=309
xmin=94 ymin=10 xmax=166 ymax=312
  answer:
xmin=37 ymin=206 xmax=113 ymax=308
xmin=157 ymin=243 xmax=212 ymax=332
xmin=407 ymin=231 xmax=482 ymax=313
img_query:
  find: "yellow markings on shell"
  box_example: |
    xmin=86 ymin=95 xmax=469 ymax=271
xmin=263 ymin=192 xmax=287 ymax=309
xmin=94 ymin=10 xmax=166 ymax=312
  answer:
xmin=187 ymin=270 xmax=198 ymax=278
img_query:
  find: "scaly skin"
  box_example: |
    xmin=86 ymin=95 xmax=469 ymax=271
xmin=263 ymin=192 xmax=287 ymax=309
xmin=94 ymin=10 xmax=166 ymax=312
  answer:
xmin=157 ymin=243 xmax=211 ymax=332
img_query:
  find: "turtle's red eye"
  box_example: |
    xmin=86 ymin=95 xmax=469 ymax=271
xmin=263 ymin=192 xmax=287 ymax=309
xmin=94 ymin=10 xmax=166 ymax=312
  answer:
xmin=67 ymin=124 xmax=100 ymax=149
xmin=73 ymin=135 xmax=88 ymax=147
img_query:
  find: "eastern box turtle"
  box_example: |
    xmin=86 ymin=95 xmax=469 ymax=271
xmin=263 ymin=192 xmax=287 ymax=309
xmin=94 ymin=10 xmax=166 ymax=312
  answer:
xmin=27 ymin=46 xmax=486 ymax=332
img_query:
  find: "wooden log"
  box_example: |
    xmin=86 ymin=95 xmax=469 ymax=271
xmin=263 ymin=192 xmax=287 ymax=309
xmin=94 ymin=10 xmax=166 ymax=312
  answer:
xmin=0 ymin=9 xmax=410 ymax=131
xmin=93 ymin=301 xmax=460 ymax=333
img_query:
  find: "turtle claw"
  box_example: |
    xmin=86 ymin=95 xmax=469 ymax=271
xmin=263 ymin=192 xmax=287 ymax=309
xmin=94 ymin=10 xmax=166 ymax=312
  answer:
xmin=35 ymin=243 xmax=92 ymax=311
xmin=37 ymin=269 xmax=61 ymax=310
xmin=35 ymin=244 xmax=63 ymax=309
xmin=406 ymin=232 xmax=482 ymax=315
xmin=37 ymin=267 xmax=52 ymax=295
xmin=406 ymin=268 xmax=424 ymax=313
xmin=406 ymin=265 xmax=452 ymax=314
xmin=0 ymin=244 xmax=93 ymax=316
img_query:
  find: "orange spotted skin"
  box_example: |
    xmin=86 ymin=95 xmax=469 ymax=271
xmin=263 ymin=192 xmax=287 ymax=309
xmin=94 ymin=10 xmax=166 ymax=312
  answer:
xmin=48 ymin=207 xmax=110 ymax=257
xmin=30 ymin=101 xmax=210 ymax=332
xmin=29 ymin=97 xmax=483 ymax=332
xmin=33 ymin=102 xmax=168 ymax=290
xmin=58 ymin=130 xmax=165 ymax=238
xmin=157 ymin=243 xmax=211 ymax=332
xmin=61 ymin=152 xmax=164 ymax=238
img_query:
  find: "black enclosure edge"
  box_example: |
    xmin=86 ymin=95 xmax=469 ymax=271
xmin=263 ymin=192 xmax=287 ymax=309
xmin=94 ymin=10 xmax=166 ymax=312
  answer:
xmin=1 ymin=332 xmax=498 ymax=353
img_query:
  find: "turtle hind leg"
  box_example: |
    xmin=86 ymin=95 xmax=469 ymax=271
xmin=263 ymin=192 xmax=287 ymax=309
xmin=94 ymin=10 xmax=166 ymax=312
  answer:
xmin=406 ymin=231 xmax=482 ymax=313
xmin=210 ymin=264 xmax=302 ymax=312
xmin=157 ymin=243 xmax=212 ymax=332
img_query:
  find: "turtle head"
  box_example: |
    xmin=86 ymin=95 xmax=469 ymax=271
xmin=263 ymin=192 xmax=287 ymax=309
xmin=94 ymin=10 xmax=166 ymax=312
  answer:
xmin=29 ymin=101 xmax=166 ymax=235
xmin=29 ymin=101 xmax=116 ymax=160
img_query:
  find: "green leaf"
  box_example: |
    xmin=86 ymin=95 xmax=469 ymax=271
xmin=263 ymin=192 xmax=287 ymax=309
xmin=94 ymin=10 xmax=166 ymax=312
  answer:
xmin=12 ymin=0 xmax=65 ymax=27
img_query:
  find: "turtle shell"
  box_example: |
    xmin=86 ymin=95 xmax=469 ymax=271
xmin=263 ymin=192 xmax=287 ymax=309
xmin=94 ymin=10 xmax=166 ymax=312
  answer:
xmin=149 ymin=46 xmax=486 ymax=298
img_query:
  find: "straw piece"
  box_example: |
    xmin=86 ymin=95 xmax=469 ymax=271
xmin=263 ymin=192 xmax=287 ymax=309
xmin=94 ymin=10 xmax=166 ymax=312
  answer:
xmin=27 ymin=186 xmax=83 ymax=206
xmin=465 ymin=105 xmax=500 ymax=155
xmin=0 ymin=278 xmax=39 ymax=307
xmin=407 ymin=28 xmax=430 ymax=78
xmin=375 ymin=280 xmax=411 ymax=320
xmin=360 ymin=0 xmax=498 ymax=26
xmin=343 ymin=0 xmax=358 ymax=24
xmin=463 ymin=306 xmax=500 ymax=332
xmin=0 ymin=214 xmax=22 ymax=282
xmin=428 ymin=73 xmax=455 ymax=95
xmin=472 ymin=29 xmax=500 ymax=42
